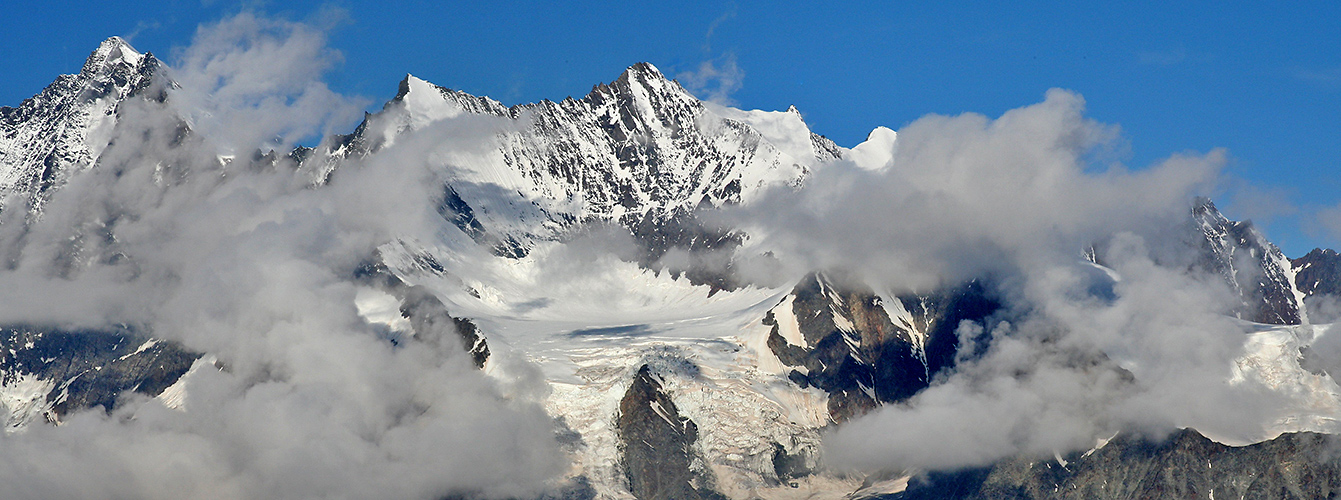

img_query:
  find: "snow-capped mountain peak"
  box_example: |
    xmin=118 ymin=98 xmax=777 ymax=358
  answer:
xmin=82 ymin=36 xmax=145 ymax=76
xmin=312 ymin=62 xmax=844 ymax=258
xmin=0 ymin=36 xmax=160 ymax=216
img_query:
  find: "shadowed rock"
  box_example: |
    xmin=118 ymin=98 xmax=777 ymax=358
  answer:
xmin=616 ymin=364 xmax=727 ymax=500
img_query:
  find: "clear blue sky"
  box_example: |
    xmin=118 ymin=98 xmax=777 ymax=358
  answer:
xmin=3 ymin=1 xmax=1338 ymax=256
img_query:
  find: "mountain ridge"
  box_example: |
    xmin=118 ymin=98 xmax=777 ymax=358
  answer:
xmin=0 ymin=37 xmax=1340 ymax=500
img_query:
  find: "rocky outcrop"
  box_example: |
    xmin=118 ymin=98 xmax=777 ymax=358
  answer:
xmin=892 ymin=428 xmax=1341 ymax=500
xmin=0 ymin=325 xmax=198 ymax=427
xmin=1292 ymin=248 xmax=1341 ymax=323
xmin=616 ymin=365 xmax=726 ymax=500
xmin=764 ymin=273 xmax=1001 ymax=422
xmin=1191 ymin=198 xmax=1303 ymax=325
xmin=1293 ymin=248 xmax=1341 ymax=299
xmin=354 ymin=259 xmax=489 ymax=368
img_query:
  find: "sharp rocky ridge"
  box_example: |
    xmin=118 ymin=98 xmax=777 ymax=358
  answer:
xmin=304 ymin=61 xmax=841 ymax=262
xmin=0 ymin=37 xmax=162 ymax=219
xmin=2 ymin=37 xmax=1341 ymax=500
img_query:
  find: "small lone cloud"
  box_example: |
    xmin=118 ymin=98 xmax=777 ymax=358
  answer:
xmin=680 ymin=6 xmax=743 ymax=105
xmin=677 ymin=54 xmax=744 ymax=105
xmin=1313 ymin=202 xmax=1341 ymax=245
xmin=1223 ymin=181 xmax=1298 ymax=230
xmin=1295 ymin=67 xmax=1341 ymax=89
xmin=123 ymin=20 xmax=161 ymax=42
xmin=702 ymin=8 xmax=736 ymax=52
xmin=1137 ymin=47 xmax=1188 ymax=66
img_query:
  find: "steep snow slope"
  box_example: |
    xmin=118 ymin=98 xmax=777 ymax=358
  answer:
xmin=309 ymin=63 xmax=842 ymax=256
xmin=0 ymin=37 xmax=160 ymax=216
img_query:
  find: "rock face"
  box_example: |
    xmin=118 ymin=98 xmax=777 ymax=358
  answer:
xmin=310 ymin=63 xmax=840 ymax=262
xmin=764 ymin=273 xmax=1001 ymax=422
xmin=1292 ymin=248 xmax=1341 ymax=323
xmin=354 ymin=259 xmax=489 ymax=368
xmin=616 ymin=365 xmax=726 ymax=500
xmin=891 ymin=428 xmax=1341 ymax=500
xmin=1191 ymin=198 xmax=1303 ymax=325
xmin=0 ymin=325 xmax=198 ymax=428
xmin=1294 ymin=248 xmax=1341 ymax=299
xmin=0 ymin=37 xmax=161 ymax=218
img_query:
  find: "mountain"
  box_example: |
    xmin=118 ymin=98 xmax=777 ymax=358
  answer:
xmin=2 ymin=37 xmax=1341 ymax=500
xmin=1292 ymin=248 xmax=1341 ymax=323
xmin=305 ymin=62 xmax=840 ymax=267
xmin=890 ymin=428 xmax=1341 ymax=500
xmin=0 ymin=37 xmax=161 ymax=219
xmin=761 ymin=272 xmax=1000 ymax=422
xmin=1190 ymin=197 xmax=1306 ymax=325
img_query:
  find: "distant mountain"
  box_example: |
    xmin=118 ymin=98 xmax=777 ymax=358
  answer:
xmin=2 ymin=37 xmax=1341 ymax=500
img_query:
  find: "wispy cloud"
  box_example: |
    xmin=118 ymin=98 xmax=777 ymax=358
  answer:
xmin=678 ymin=6 xmax=744 ymax=105
xmin=1137 ymin=46 xmax=1188 ymax=66
xmin=702 ymin=7 xmax=736 ymax=52
xmin=1295 ymin=66 xmax=1341 ymax=88
xmin=677 ymin=53 xmax=744 ymax=105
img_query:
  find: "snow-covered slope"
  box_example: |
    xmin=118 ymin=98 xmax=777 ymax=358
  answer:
xmin=308 ymin=63 xmax=842 ymax=257
xmin=5 ymin=37 xmax=1341 ymax=500
xmin=0 ymin=37 xmax=160 ymax=216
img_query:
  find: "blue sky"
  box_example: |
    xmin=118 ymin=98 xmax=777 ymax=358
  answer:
xmin=3 ymin=1 xmax=1338 ymax=256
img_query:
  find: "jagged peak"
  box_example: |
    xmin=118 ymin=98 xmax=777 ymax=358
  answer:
xmin=388 ymin=73 xmax=512 ymax=121
xmin=82 ymin=36 xmax=146 ymax=76
xmin=394 ymin=73 xmax=419 ymax=101
xmin=1192 ymin=195 xmax=1218 ymax=212
xmin=623 ymin=62 xmax=665 ymax=80
xmin=605 ymin=62 xmax=688 ymax=98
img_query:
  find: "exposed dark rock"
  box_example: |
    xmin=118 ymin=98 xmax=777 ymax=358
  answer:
xmin=772 ymin=442 xmax=812 ymax=483
xmin=616 ymin=365 xmax=727 ymax=500
xmin=1190 ymin=198 xmax=1302 ymax=325
xmin=0 ymin=37 xmax=163 ymax=218
xmin=890 ymin=428 xmax=1341 ymax=500
xmin=1293 ymin=248 xmax=1341 ymax=322
xmin=438 ymin=476 xmax=596 ymax=500
xmin=0 ymin=325 xmax=199 ymax=424
xmin=1294 ymin=248 xmax=1341 ymax=299
xmin=628 ymin=209 xmax=742 ymax=293
xmin=765 ymin=273 xmax=1001 ymax=422
xmin=353 ymin=259 xmax=489 ymax=368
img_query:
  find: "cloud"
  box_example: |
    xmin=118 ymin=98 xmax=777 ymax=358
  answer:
xmin=1316 ymin=203 xmax=1341 ymax=245
xmin=702 ymin=8 xmax=737 ymax=52
xmin=0 ymin=13 xmax=565 ymax=499
xmin=169 ymin=12 xmax=367 ymax=154
xmin=713 ymin=89 xmax=1307 ymax=472
xmin=725 ymin=89 xmax=1222 ymax=292
xmin=677 ymin=54 xmax=744 ymax=106
xmin=1221 ymin=181 xmax=1298 ymax=231
xmin=1295 ymin=66 xmax=1341 ymax=88
xmin=1137 ymin=47 xmax=1188 ymax=66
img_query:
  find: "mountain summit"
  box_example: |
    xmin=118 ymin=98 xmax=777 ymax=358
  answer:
xmin=0 ymin=37 xmax=1340 ymax=500
xmin=0 ymin=37 xmax=160 ymax=216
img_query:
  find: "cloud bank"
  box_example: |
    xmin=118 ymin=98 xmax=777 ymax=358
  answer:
xmin=719 ymin=90 xmax=1306 ymax=471
xmin=0 ymin=9 xmax=1320 ymax=497
xmin=0 ymin=14 xmax=563 ymax=500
